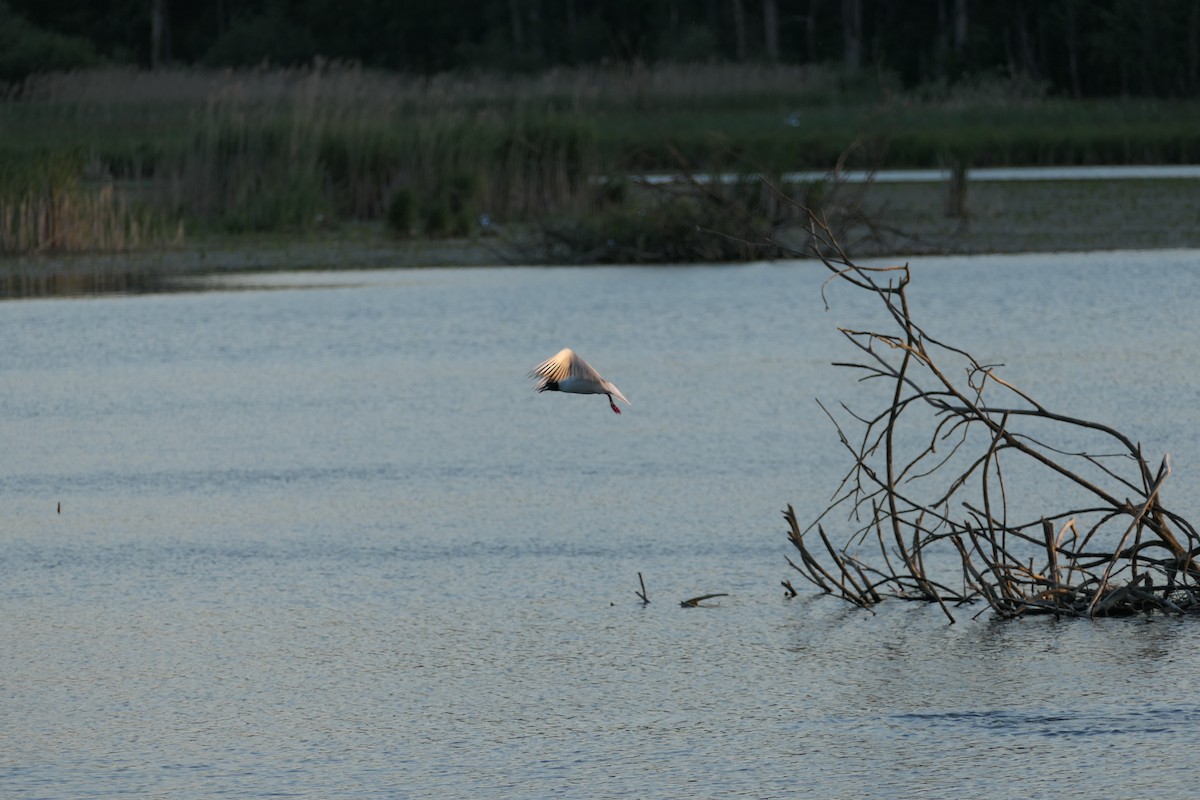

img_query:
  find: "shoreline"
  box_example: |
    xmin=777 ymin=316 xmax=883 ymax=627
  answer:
xmin=2 ymin=176 xmax=1198 ymax=296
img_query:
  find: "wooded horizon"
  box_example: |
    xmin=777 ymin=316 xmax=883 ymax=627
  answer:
xmin=3 ymin=0 xmax=1197 ymax=98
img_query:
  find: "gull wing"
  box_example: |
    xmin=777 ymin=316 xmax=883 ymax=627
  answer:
xmin=529 ymin=348 xmax=603 ymax=385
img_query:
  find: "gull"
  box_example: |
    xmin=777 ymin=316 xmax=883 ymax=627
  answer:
xmin=529 ymin=348 xmax=630 ymax=414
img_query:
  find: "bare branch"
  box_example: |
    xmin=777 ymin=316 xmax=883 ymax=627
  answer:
xmin=784 ymin=210 xmax=1200 ymax=620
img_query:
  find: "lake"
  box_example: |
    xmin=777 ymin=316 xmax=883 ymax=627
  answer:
xmin=4 ymin=249 xmax=1200 ymax=798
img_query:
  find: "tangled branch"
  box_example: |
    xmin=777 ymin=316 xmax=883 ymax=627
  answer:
xmin=785 ymin=214 xmax=1200 ymax=621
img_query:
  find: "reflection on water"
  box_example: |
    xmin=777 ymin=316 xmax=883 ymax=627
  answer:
xmin=0 ymin=261 xmax=179 ymax=298
xmin=3 ymin=251 xmax=1200 ymax=798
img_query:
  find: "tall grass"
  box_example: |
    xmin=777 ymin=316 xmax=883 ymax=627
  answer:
xmin=0 ymin=183 xmax=182 ymax=253
xmin=149 ymin=65 xmax=607 ymax=234
xmin=4 ymin=63 xmax=1200 ymax=249
xmin=0 ymin=148 xmax=182 ymax=255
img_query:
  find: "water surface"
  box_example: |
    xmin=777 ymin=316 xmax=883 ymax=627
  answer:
xmin=4 ymin=250 xmax=1200 ymax=798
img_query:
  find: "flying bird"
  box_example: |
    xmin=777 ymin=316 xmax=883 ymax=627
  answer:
xmin=529 ymin=348 xmax=630 ymax=414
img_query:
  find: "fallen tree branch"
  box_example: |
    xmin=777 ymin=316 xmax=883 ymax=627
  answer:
xmin=781 ymin=212 xmax=1200 ymax=621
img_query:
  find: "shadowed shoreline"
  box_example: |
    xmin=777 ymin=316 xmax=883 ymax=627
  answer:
xmin=2 ymin=174 xmax=1198 ymax=298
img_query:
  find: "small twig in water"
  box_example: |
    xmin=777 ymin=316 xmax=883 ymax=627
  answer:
xmin=635 ymin=572 xmax=650 ymax=605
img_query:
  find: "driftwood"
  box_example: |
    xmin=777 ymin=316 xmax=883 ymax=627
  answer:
xmin=680 ymin=593 xmax=730 ymax=608
xmin=782 ymin=214 xmax=1200 ymax=622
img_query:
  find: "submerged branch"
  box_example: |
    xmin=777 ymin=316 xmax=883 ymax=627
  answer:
xmin=783 ymin=213 xmax=1200 ymax=621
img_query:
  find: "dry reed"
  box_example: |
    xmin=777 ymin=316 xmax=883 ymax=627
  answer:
xmin=0 ymin=183 xmax=182 ymax=255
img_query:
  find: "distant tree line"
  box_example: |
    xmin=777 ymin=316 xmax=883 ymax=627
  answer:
xmin=3 ymin=0 xmax=1199 ymax=97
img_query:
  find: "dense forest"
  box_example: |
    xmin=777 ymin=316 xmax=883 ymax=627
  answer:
xmin=3 ymin=0 xmax=1199 ymax=97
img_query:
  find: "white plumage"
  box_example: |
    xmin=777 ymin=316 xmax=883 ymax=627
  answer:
xmin=529 ymin=348 xmax=630 ymax=414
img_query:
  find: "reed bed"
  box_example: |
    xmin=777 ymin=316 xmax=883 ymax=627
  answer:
xmin=4 ymin=64 xmax=1200 ymax=253
xmin=0 ymin=142 xmax=182 ymax=255
xmin=161 ymin=91 xmax=596 ymax=233
xmin=0 ymin=184 xmax=182 ymax=255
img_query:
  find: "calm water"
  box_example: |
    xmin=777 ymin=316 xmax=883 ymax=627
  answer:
xmin=4 ymin=250 xmax=1200 ymax=798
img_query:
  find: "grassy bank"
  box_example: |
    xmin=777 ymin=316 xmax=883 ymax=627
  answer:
xmin=3 ymin=64 xmax=1200 ymax=259
xmin=4 ymin=175 xmax=1198 ymax=297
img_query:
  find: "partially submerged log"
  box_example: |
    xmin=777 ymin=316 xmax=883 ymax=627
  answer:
xmin=783 ymin=214 xmax=1200 ymax=622
xmin=680 ymin=593 xmax=730 ymax=608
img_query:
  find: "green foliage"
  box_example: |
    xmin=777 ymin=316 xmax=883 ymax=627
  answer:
xmin=0 ymin=145 xmax=180 ymax=254
xmin=248 ymin=172 xmax=328 ymax=232
xmin=661 ymin=24 xmax=720 ymax=63
xmin=592 ymin=177 xmax=628 ymax=206
xmin=385 ymin=187 xmax=418 ymax=237
xmin=495 ymin=114 xmax=595 ymax=194
xmin=0 ymin=146 xmax=85 ymax=195
xmin=179 ymin=112 xmax=331 ymax=233
xmin=202 ymin=11 xmax=318 ymax=68
xmin=386 ymin=174 xmax=482 ymax=239
xmin=5 ymin=0 xmax=1200 ymax=98
xmin=0 ymin=2 xmax=100 ymax=83
xmin=443 ymin=172 xmax=480 ymax=234
xmin=419 ymin=196 xmax=451 ymax=238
